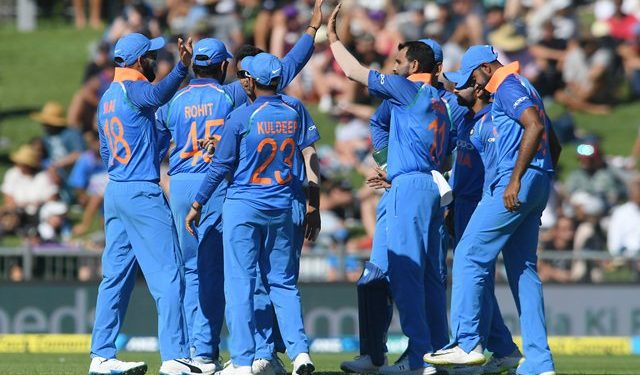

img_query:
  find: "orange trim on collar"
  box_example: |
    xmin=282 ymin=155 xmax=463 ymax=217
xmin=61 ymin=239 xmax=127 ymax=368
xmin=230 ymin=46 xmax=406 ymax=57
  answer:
xmin=408 ymin=73 xmax=432 ymax=84
xmin=113 ymin=68 xmax=148 ymax=83
xmin=485 ymin=61 xmax=520 ymax=93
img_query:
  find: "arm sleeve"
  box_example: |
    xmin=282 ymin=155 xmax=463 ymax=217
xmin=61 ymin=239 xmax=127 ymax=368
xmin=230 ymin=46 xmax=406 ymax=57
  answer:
xmin=370 ymin=100 xmax=391 ymax=150
xmin=97 ymin=116 xmax=111 ymax=169
xmin=497 ymin=79 xmax=536 ymax=122
xmin=155 ymin=105 xmax=172 ymax=163
xmin=278 ymin=34 xmax=314 ymax=91
xmin=126 ymin=61 xmax=189 ymax=109
xmin=367 ymin=70 xmax=418 ymax=105
xmin=195 ymin=115 xmax=242 ymax=205
xmin=294 ymin=102 xmax=320 ymax=150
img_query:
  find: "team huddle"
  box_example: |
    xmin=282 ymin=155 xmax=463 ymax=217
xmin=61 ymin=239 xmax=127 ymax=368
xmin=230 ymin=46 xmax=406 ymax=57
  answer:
xmin=87 ymin=2 xmax=560 ymax=375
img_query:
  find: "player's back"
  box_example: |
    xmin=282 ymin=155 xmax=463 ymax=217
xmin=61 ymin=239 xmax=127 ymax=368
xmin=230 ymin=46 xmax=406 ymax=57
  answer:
xmin=162 ymin=79 xmax=235 ymax=175
xmin=490 ymin=65 xmax=553 ymax=177
xmin=388 ymin=84 xmax=451 ymax=181
xmin=98 ymin=75 xmax=160 ymax=182
xmin=470 ymin=104 xmax=497 ymax=193
xmin=227 ymin=95 xmax=302 ymax=210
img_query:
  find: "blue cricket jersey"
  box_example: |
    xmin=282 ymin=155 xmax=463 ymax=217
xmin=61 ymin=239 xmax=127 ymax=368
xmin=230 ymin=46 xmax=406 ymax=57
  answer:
xmin=97 ymin=62 xmax=189 ymax=182
xmin=449 ymin=111 xmax=484 ymax=201
xmin=195 ymin=95 xmax=317 ymax=210
xmin=367 ymin=71 xmax=451 ymax=181
xmin=469 ymin=104 xmax=497 ymax=194
xmin=435 ymin=82 xmax=469 ymax=157
xmin=487 ymin=62 xmax=554 ymax=177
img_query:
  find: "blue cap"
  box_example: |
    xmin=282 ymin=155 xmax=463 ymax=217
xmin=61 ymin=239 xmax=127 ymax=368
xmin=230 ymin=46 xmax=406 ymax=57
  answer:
xmin=113 ymin=33 xmax=165 ymax=67
xmin=443 ymin=70 xmax=469 ymax=88
xmin=193 ymin=38 xmax=232 ymax=66
xmin=419 ymin=39 xmax=443 ymax=64
xmin=450 ymin=45 xmax=499 ymax=89
xmin=241 ymin=53 xmax=283 ymax=86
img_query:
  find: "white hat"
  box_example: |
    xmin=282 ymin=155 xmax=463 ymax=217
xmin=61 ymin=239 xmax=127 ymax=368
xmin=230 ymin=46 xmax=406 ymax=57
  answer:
xmin=39 ymin=201 xmax=68 ymax=221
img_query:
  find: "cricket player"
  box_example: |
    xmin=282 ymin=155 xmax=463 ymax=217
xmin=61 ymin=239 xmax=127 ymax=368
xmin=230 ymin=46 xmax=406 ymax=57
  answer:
xmin=340 ymin=38 xmax=460 ymax=374
xmin=156 ymin=12 xmax=322 ymax=365
xmin=328 ymin=6 xmax=450 ymax=374
xmin=441 ymin=71 xmax=522 ymax=374
xmin=89 ymin=33 xmax=215 ymax=375
xmin=425 ymin=45 xmax=561 ymax=375
xmin=185 ymin=53 xmax=320 ymax=375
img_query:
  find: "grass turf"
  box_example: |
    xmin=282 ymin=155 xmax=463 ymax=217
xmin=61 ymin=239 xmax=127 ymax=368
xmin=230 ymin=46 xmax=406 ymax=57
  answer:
xmin=0 ymin=352 xmax=639 ymax=375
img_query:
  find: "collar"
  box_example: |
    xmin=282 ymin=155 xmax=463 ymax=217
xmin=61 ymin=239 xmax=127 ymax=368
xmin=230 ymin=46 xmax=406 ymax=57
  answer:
xmin=484 ymin=62 xmax=520 ymax=93
xmin=190 ymin=78 xmax=222 ymax=85
xmin=253 ymin=95 xmax=282 ymax=105
xmin=473 ymin=103 xmax=492 ymax=122
xmin=408 ymin=73 xmax=432 ymax=84
xmin=113 ymin=67 xmax=148 ymax=82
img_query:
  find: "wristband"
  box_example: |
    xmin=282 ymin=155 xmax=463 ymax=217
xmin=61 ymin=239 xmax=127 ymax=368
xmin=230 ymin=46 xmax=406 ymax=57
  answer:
xmin=307 ymin=25 xmax=319 ymax=32
xmin=191 ymin=203 xmax=201 ymax=211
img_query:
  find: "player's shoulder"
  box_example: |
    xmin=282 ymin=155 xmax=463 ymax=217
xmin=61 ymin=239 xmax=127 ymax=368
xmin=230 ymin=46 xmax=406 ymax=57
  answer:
xmin=280 ymin=94 xmax=303 ymax=107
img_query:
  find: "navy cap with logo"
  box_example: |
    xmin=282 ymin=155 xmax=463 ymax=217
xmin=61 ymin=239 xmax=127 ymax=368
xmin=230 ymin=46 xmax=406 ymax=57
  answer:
xmin=113 ymin=33 xmax=165 ymax=67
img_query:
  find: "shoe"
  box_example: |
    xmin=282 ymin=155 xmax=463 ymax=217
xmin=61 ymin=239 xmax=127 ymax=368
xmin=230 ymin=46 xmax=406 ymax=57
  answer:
xmin=215 ymin=364 xmax=252 ymax=375
xmin=292 ymin=353 xmax=315 ymax=375
xmin=436 ymin=365 xmax=483 ymax=375
xmin=482 ymin=349 xmax=522 ymax=374
xmin=160 ymin=358 xmax=217 ymax=375
xmin=340 ymin=354 xmax=388 ymax=373
xmin=271 ymin=354 xmax=288 ymax=375
xmin=193 ymin=357 xmax=223 ymax=372
xmin=424 ymin=345 xmax=485 ymax=366
xmin=88 ymin=357 xmax=147 ymax=375
xmin=253 ymin=358 xmax=276 ymax=375
xmin=378 ymin=356 xmax=436 ymax=375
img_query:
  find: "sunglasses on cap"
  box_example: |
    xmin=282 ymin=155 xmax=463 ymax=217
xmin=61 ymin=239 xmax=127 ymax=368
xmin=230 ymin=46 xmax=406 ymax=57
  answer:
xmin=236 ymin=70 xmax=252 ymax=79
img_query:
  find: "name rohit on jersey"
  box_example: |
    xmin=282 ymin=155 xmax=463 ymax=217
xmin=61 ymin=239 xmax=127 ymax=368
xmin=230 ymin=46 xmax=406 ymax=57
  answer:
xmin=184 ymin=103 xmax=215 ymax=119
xmin=257 ymin=120 xmax=298 ymax=135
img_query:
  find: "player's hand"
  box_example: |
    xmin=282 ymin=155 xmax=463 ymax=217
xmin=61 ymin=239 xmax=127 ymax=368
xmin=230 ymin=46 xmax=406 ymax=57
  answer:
xmin=178 ymin=37 xmax=193 ymax=68
xmin=444 ymin=207 xmax=455 ymax=238
xmin=309 ymin=0 xmax=324 ymax=31
xmin=366 ymin=167 xmax=391 ymax=189
xmin=185 ymin=203 xmax=202 ymax=236
xmin=303 ymin=207 xmax=321 ymax=241
xmin=326 ymin=2 xmax=342 ymax=43
xmin=198 ymin=135 xmax=220 ymax=155
xmin=503 ymin=179 xmax=522 ymax=212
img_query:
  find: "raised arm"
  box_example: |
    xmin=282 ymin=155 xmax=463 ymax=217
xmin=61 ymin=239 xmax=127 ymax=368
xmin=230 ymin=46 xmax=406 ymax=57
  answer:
xmin=327 ymin=3 xmax=370 ymax=85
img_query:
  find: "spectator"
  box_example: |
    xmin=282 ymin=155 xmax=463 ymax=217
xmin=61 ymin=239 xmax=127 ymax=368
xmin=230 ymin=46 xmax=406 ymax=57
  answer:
xmin=607 ymin=0 xmax=638 ymax=43
xmin=569 ymin=192 xmax=608 ymax=282
xmin=530 ymin=20 xmax=568 ymax=97
xmin=0 ymin=145 xmax=59 ymax=237
xmin=565 ymin=138 xmax=626 ymax=207
xmin=68 ymin=68 xmax=115 ymax=132
xmin=68 ymin=131 xmax=105 ymax=206
xmin=73 ymin=0 xmax=102 ymax=29
xmin=539 ymin=216 xmax=578 ymax=283
xmin=37 ymin=201 xmax=71 ymax=244
xmin=608 ymin=175 xmax=640 ymax=258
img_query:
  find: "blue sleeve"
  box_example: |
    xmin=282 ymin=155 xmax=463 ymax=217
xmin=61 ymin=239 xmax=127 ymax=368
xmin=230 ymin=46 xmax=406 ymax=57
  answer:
xmin=294 ymin=102 xmax=320 ymax=150
xmin=225 ymin=81 xmax=249 ymax=108
xmin=195 ymin=114 xmax=242 ymax=205
xmin=370 ymin=100 xmax=391 ymax=150
xmin=278 ymin=34 xmax=314 ymax=91
xmin=367 ymin=70 xmax=418 ymax=105
xmin=497 ymin=78 xmax=535 ymax=122
xmin=155 ymin=106 xmax=172 ymax=163
xmin=96 ymin=110 xmax=110 ymax=169
xmin=67 ymin=155 xmax=90 ymax=189
xmin=126 ymin=61 xmax=189 ymax=109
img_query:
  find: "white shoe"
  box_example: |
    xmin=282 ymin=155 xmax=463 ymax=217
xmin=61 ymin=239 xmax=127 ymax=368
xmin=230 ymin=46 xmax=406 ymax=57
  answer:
xmin=482 ymin=349 xmax=522 ymax=374
xmin=271 ymin=355 xmax=287 ymax=375
xmin=215 ymin=363 xmax=252 ymax=375
xmin=253 ymin=358 xmax=276 ymax=375
xmin=424 ymin=345 xmax=486 ymax=366
xmin=378 ymin=356 xmax=436 ymax=375
xmin=340 ymin=354 xmax=388 ymax=373
xmin=193 ymin=357 xmax=223 ymax=372
xmin=292 ymin=353 xmax=315 ymax=375
xmin=160 ymin=358 xmax=217 ymax=375
xmin=88 ymin=357 xmax=147 ymax=375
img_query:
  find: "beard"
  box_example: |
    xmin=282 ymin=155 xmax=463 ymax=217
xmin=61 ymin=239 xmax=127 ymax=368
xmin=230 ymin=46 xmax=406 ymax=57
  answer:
xmin=456 ymin=94 xmax=475 ymax=109
xmin=141 ymin=59 xmax=157 ymax=82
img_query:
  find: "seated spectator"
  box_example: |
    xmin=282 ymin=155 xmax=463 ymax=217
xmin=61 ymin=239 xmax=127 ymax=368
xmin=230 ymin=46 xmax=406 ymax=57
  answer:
xmin=0 ymin=145 xmax=59 ymax=238
xmin=68 ymin=67 xmax=115 ymax=132
xmin=565 ymin=138 xmax=626 ymax=207
xmin=608 ymin=175 xmax=640 ymax=259
xmin=538 ymin=216 xmax=579 ymax=283
xmin=37 ymin=201 xmax=71 ymax=245
xmin=333 ymin=112 xmax=371 ymax=168
xmin=530 ymin=21 xmax=568 ymax=97
xmin=569 ymin=192 xmax=608 ymax=282
xmin=68 ymin=131 xmax=105 ymax=205
xmin=555 ymin=35 xmax=615 ymax=114
xmin=607 ymin=0 xmax=638 ymax=43
xmin=616 ymin=25 xmax=640 ymax=99
xmin=105 ymin=1 xmax=159 ymax=44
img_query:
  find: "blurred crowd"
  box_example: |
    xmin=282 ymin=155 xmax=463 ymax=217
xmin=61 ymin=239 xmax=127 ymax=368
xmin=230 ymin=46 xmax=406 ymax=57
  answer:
xmin=4 ymin=0 xmax=640 ymax=282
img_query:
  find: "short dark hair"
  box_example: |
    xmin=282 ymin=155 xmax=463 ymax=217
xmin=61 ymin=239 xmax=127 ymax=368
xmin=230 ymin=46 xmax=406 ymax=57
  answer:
xmin=192 ymin=61 xmax=225 ymax=79
xmin=234 ymin=45 xmax=264 ymax=66
xmin=398 ymin=41 xmax=436 ymax=74
xmin=255 ymin=78 xmax=280 ymax=91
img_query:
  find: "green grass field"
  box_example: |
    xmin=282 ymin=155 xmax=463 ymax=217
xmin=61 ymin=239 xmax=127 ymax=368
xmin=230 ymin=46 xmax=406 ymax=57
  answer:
xmin=0 ymin=352 xmax=639 ymax=375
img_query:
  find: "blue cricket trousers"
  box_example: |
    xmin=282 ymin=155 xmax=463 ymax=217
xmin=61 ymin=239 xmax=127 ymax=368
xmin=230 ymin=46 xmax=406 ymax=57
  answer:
xmin=170 ymin=173 xmax=226 ymax=359
xmin=450 ymin=169 xmax=555 ymax=374
xmin=386 ymin=173 xmax=448 ymax=369
xmin=223 ymin=199 xmax=309 ymax=366
xmin=453 ymin=197 xmax=518 ymax=358
xmin=91 ymin=180 xmax=188 ymax=361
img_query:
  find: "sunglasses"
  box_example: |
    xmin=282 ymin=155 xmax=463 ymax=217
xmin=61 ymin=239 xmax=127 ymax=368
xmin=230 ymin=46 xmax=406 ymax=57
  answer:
xmin=236 ymin=70 xmax=252 ymax=79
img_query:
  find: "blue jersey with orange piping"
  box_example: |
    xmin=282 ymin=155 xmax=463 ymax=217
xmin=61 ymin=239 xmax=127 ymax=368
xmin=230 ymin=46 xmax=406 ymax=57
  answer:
xmin=469 ymin=104 xmax=497 ymax=193
xmin=449 ymin=111 xmax=484 ymax=201
xmin=367 ymin=71 xmax=451 ymax=181
xmin=195 ymin=95 xmax=317 ymax=210
xmin=157 ymin=78 xmax=235 ymax=175
xmin=487 ymin=62 xmax=554 ymax=177
xmin=97 ymin=62 xmax=188 ymax=182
